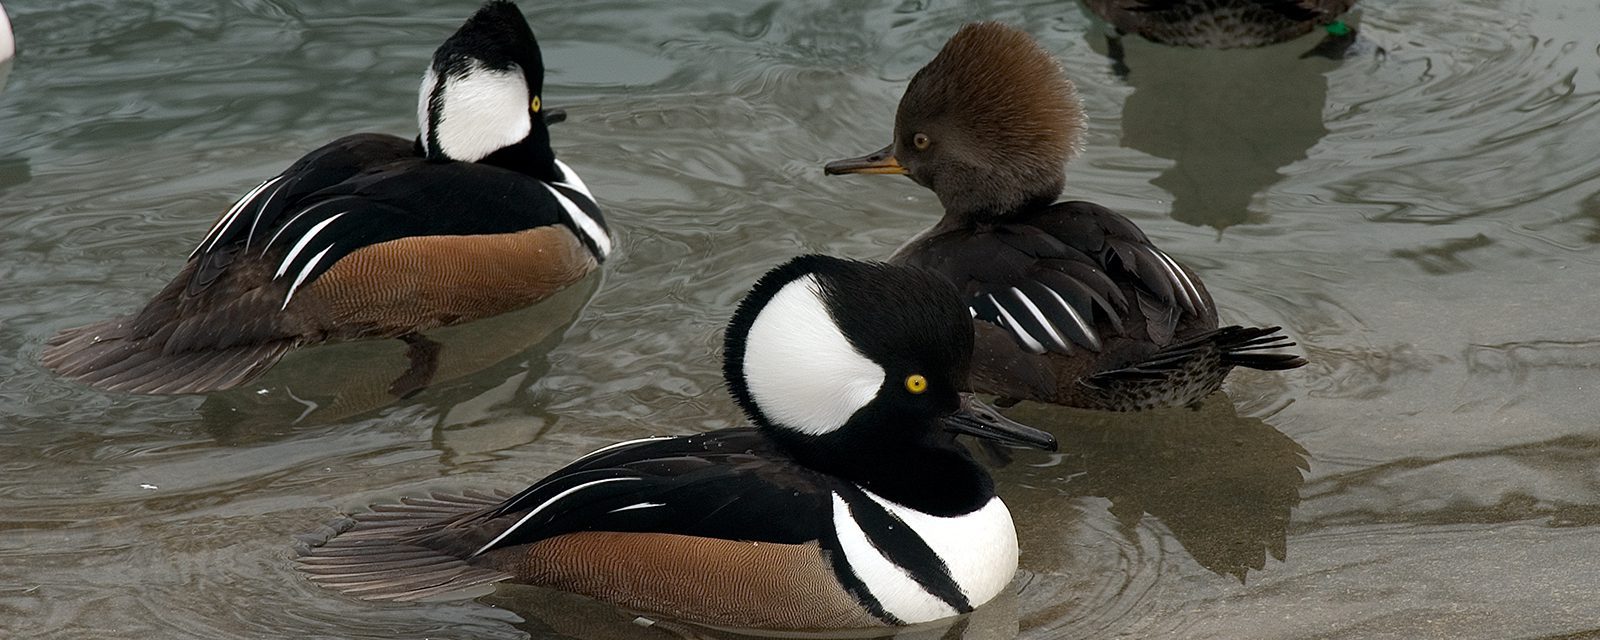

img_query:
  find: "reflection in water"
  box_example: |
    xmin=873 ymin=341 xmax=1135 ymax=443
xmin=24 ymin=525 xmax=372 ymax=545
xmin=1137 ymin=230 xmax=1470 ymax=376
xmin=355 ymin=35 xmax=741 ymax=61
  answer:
xmin=1001 ymin=395 xmax=1308 ymax=582
xmin=197 ymin=275 xmax=599 ymax=446
xmin=1100 ymin=34 xmax=1341 ymax=231
xmin=488 ymin=579 xmax=1020 ymax=640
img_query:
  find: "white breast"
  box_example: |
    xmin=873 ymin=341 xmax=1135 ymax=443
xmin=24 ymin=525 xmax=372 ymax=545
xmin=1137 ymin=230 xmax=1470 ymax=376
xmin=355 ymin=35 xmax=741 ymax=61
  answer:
xmin=830 ymin=491 xmax=1019 ymax=624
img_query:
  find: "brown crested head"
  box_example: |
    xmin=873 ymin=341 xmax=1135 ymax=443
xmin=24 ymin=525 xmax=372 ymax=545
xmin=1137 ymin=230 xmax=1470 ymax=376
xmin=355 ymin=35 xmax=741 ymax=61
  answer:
xmin=826 ymin=22 xmax=1084 ymax=221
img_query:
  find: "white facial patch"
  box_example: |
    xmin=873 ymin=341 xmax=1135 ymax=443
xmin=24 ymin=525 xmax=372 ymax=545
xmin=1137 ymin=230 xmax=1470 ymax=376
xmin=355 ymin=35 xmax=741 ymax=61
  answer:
xmin=424 ymin=61 xmax=532 ymax=162
xmin=742 ymin=275 xmax=884 ymax=435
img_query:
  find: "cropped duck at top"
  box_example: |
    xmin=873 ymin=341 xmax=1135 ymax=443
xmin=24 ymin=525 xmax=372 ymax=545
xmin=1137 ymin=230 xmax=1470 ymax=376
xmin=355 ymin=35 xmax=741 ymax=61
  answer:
xmin=1084 ymin=0 xmax=1356 ymax=49
xmin=41 ymin=1 xmax=609 ymax=395
xmin=825 ymin=22 xmax=1306 ymax=411
xmin=297 ymin=255 xmax=1057 ymax=631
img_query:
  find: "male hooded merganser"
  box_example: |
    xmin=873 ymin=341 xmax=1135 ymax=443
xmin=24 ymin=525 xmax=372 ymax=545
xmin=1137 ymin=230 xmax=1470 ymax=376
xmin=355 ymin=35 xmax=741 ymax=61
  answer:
xmin=1083 ymin=0 xmax=1359 ymax=70
xmin=0 ymin=2 xmax=13 ymax=64
xmin=824 ymin=22 xmax=1305 ymax=412
xmin=41 ymin=1 xmax=608 ymax=395
xmin=297 ymin=255 xmax=1057 ymax=631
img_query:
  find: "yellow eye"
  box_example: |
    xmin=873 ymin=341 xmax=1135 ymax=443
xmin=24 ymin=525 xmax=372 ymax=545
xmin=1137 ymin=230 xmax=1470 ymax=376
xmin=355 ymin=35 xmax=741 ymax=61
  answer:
xmin=913 ymin=133 xmax=930 ymax=150
xmin=905 ymin=374 xmax=928 ymax=394
xmin=531 ymin=96 xmax=541 ymax=113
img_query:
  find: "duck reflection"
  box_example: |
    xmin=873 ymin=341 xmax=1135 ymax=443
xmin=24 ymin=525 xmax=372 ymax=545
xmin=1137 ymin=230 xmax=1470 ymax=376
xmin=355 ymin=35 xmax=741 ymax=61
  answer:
xmin=998 ymin=395 xmax=1308 ymax=581
xmin=1098 ymin=34 xmax=1343 ymax=231
xmin=487 ymin=578 xmax=1020 ymax=640
xmin=197 ymin=275 xmax=598 ymax=446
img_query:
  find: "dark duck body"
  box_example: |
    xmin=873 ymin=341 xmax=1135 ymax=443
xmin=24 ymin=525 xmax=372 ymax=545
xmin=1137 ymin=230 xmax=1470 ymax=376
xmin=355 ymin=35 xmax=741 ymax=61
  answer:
xmin=1084 ymin=0 xmax=1357 ymax=49
xmin=825 ymin=22 xmax=1305 ymax=411
xmin=297 ymin=255 xmax=1057 ymax=631
xmin=41 ymin=1 xmax=609 ymax=395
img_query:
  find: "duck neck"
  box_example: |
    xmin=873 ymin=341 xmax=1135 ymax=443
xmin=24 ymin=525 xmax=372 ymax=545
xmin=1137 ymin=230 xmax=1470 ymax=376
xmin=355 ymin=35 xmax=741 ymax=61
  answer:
xmin=939 ymin=189 xmax=1058 ymax=227
xmin=774 ymin=428 xmax=997 ymax=517
xmin=477 ymin=127 xmax=561 ymax=182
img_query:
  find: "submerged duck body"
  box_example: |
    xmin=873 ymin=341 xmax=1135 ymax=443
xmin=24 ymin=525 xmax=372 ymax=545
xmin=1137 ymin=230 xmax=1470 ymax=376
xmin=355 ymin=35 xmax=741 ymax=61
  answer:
xmin=42 ymin=2 xmax=608 ymax=395
xmin=825 ymin=22 xmax=1304 ymax=411
xmin=1083 ymin=0 xmax=1357 ymax=49
xmin=298 ymin=255 xmax=1057 ymax=630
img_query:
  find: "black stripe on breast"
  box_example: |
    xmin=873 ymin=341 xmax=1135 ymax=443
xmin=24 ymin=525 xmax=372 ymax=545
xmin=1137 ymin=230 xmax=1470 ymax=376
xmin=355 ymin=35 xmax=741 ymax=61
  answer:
xmin=837 ymin=488 xmax=973 ymax=615
xmin=819 ymin=524 xmax=902 ymax=625
xmin=546 ymin=181 xmax=609 ymax=261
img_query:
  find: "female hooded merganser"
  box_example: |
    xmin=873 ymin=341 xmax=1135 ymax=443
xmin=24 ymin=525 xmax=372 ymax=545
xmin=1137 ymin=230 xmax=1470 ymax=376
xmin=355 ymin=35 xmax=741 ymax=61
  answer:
xmin=1084 ymin=0 xmax=1359 ymax=70
xmin=41 ymin=1 xmax=607 ymax=395
xmin=297 ymin=255 xmax=1057 ymax=631
xmin=824 ymin=22 xmax=1305 ymax=412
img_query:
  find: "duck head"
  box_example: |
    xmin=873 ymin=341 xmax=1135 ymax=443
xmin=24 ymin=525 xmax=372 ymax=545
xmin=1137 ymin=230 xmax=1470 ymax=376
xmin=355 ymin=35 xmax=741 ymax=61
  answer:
xmin=825 ymin=22 xmax=1085 ymax=221
xmin=723 ymin=255 xmax=1056 ymax=473
xmin=417 ymin=1 xmax=560 ymax=178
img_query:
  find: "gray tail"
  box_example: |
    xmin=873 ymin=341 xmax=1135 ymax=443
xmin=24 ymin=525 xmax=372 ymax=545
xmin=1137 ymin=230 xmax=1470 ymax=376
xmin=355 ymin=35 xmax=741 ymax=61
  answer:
xmin=40 ymin=318 xmax=293 ymax=394
xmin=295 ymin=490 xmax=514 ymax=602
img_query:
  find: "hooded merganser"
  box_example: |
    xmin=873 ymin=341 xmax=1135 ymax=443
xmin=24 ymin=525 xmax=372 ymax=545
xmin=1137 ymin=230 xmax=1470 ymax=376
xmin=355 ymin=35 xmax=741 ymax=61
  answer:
xmin=40 ymin=1 xmax=607 ymax=395
xmin=297 ymin=255 xmax=1057 ymax=631
xmin=824 ymin=22 xmax=1305 ymax=412
xmin=0 ymin=2 xmax=13 ymax=64
xmin=1084 ymin=0 xmax=1359 ymax=70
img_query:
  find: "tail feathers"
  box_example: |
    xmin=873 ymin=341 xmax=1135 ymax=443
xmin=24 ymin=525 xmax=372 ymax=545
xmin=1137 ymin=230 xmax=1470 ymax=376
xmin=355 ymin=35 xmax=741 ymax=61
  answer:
xmin=1091 ymin=325 xmax=1306 ymax=383
xmin=41 ymin=318 xmax=293 ymax=394
xmin=1214 ymin=325 xmax=1309 ymax=371
xmin=296 ymin=490 xmax=515 ymax=603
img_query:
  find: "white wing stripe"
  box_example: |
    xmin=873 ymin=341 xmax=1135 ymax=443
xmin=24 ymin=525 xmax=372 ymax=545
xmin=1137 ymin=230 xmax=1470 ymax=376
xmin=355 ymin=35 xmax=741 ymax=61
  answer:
xmin=1036 ymin=285 xmax=1102 ymax=350
xmin=1009 ymin=288 xmax=1070 ymax=352
xmin=607 ymin=502 xmax=665 ymax=514
xmin=1153 ymin=250 xmax=1204 ymax=312
xmin=261 ymin=199 xmax=344 ymax=255
xmin=244 ymin=176 xmax=292 ymax=250
xmin=543 ymin=183 xmax=611 ymax=259
xmin=281 ymin=245 xmax=333 ymax=310
xmin=575 ymin=436 xmax=673 ymax=462
xmin=470 ymin=477 xmax=642 ymax=558
xmin=988 ymin=294 xmax=1046 ymax=354
xmin=273 ymin=212 xmax=347 ymax=278
xmin=193 ymin=176 xmax=280 ymax=257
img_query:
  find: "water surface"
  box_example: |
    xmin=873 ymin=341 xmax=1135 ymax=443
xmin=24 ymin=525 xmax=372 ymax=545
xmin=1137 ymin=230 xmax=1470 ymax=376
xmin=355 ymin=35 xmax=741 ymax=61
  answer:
xmin=2 ymin=1 xmax=1599 ymax=638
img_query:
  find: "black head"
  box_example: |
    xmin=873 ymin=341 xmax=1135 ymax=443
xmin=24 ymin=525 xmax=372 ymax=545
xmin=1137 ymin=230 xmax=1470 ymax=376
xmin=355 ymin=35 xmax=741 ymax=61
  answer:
xmin=722 ymin=256 xmax=1056 ymax=467
xmin=417 ymin=1 xmax=558 ymax=177
xmin=825 ymin=22 xmax=1085 ymax=221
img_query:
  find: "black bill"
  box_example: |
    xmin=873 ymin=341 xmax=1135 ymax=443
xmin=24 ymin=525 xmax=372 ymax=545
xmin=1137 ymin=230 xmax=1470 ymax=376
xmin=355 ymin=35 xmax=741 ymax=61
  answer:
xmin=941 ymin=395 xmax=1057 ymax=451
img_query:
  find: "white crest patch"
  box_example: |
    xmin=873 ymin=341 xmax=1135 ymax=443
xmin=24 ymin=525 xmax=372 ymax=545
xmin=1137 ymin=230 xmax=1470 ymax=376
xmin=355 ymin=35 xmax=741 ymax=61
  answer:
xmin=860 ymin=490 xmax=1017 ymax=612
xmin=742 ymin=276 xmax=884 ymax=435
xmin=830 ymin=492 xmax=958 ymax=624
xmin=427 ymin=61 xmax=531 ymax=162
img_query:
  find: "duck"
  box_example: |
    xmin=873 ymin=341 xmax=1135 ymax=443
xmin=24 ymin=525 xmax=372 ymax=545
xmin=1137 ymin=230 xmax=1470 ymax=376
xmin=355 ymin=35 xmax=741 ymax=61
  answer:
xmin=0 ymin=1 xmax=13 ymax=64
xmin=823 ymin=22 xmax=1305 ymax=412
xmin=296 ymin=254 xmax=1058 ymax=631
xmin=41 ymin=1 xmax=608 ymax=396
xmin=1082 ymin=0 xmax=1359 ymax=71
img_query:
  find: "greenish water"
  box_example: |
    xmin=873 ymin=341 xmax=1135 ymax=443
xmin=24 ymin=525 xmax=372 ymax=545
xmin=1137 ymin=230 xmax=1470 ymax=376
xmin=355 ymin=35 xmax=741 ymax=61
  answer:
xmin=2 ymin=1 xmax=1599 ymax=638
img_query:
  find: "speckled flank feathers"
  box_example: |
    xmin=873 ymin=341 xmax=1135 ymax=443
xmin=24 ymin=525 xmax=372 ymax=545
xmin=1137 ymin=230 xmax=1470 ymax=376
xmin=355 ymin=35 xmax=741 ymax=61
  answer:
xmin=1084 ymin=0 xmax=1358 ymax=49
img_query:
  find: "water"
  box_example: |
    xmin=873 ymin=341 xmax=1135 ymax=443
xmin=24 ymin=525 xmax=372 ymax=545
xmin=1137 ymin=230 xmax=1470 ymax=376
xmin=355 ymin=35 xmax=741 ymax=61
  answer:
xmin=1 ymin=0 xmax=1598 ymax=638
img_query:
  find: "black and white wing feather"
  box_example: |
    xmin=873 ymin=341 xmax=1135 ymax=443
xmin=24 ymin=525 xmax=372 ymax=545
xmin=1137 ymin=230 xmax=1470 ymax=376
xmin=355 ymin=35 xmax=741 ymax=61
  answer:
xmin=431 ymin=429 xmax=834 ymax=559
xmin=909 ymin=201 xmax=1214 ymax=355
